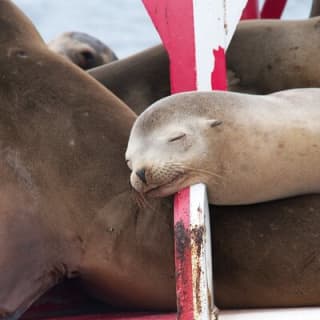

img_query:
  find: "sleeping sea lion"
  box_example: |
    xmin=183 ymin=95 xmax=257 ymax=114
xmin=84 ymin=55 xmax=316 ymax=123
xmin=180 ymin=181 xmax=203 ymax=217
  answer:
xmin=126 ymin=89 xmax=320 ymax=205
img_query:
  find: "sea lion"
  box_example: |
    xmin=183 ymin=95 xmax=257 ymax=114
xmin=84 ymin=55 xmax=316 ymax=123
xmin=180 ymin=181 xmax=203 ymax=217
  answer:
xmin=126 ymin=89 xmax=320 ymax=205
xmin=48 ymin=31 xmax=118 ymax=70
xmin=89 ymin=17 xmax=320 ymax=114
xmin=0 ymin=0 xmax=175 ymax=317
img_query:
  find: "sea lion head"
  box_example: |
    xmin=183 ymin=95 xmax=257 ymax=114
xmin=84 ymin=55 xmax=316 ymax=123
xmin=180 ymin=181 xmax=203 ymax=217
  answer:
xmin=126 ymin=92 xmax=223 ymax=198
xmin=48 ymin=31 xmax=118 ymax=69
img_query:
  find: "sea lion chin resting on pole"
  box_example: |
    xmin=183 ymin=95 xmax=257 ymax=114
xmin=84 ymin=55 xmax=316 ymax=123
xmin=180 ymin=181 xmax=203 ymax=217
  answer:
xmin=126 ymin=89 xmax=320 ymax=205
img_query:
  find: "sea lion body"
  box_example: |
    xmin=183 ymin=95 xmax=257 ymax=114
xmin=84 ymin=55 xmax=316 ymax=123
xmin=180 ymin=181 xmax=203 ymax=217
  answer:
xmin=213 ymin=194 xmax=320 ymax=308
xmin=88 ymin=45 xmax=170 ymax=114
xmin=227 ymin=17 xmax=320 ymax=94
xmin=48 ymin=31 xmax=118 ymax=70
xmin=126 ymin=89 xmax=320 ymax=205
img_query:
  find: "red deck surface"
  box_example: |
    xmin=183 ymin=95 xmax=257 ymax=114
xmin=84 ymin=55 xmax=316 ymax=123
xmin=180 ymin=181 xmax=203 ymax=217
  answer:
xmin=21 ymin=281 xmax=176 ymax=320
xmin=45 ymin=313 xmax=176 ymax=320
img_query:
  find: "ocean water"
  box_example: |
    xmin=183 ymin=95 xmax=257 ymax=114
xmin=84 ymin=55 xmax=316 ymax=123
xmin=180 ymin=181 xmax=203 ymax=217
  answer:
xmin=13 ymin=0 xmax=313 ymax=59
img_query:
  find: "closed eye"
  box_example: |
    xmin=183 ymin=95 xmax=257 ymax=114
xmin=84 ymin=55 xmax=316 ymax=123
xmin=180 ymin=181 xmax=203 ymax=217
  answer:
xmin=168 ymin=133 xmax=186 ymax=142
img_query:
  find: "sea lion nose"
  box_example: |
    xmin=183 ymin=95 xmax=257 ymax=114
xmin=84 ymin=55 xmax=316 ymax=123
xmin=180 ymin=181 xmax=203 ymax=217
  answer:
xmin=136 ymin=168 xmax=147 ymax=184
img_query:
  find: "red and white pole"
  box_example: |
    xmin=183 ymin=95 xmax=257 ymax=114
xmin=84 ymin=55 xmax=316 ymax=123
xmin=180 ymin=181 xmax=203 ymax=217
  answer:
xmin=142 ymin=1 xmax=247 ymax=320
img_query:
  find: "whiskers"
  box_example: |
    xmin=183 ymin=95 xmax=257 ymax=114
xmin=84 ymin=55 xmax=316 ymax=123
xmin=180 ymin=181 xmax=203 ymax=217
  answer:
xmin=132 ymin=188 xmax=156 ymax=212
xmin=130 ymin=161 xmax=224 ymax=207
xmin=169 ymin=162 xmax=223 ymax=184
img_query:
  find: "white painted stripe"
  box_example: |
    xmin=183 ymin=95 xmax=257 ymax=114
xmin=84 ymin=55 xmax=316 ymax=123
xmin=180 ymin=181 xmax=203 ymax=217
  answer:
xmin=190 ymin=183 xmax=216 ymax=320
xmin=219 ymin=308 xmax=320 ymax=319
xmin=192 ymin=0 xmax=225 ymax=90
xmin=192 ymin=0 xmax=248 ymax=90
xmin=225 ymin=0 xmax=248 ymax=48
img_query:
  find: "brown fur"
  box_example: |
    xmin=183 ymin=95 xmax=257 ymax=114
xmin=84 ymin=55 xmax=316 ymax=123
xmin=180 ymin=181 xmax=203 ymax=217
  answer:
xmin=213 ymin=194 xmax=320 ymax=308
xmin=88 ymin=45 xmax=170 ymax=115
xmin=0 ymin=1 xmax=175 ymax=317
xmin=89 ymin=17 xmax=320 ymax=114
xmin=227 ymin=17 xmax=320 ymax=93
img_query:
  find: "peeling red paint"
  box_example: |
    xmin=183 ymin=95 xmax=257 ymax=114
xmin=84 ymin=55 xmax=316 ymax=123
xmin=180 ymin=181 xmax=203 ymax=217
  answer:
xmin=175 ymin=221 xmax=191 ymax=261
xmin=173 ymin=188 xmax=194 ymax=320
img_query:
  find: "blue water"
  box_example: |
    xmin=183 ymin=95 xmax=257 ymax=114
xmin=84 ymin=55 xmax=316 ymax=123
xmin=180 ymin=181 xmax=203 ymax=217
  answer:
xmin=13 ymin=0 xmax=312 ymax=58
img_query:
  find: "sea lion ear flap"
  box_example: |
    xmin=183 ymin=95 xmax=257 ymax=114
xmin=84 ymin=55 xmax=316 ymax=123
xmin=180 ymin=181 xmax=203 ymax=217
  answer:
xmin=207 ymin=119 xmax=223 ymax=128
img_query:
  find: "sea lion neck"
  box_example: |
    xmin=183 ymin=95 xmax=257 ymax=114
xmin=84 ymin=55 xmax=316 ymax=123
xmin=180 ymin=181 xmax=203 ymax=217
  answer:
xmin=0 ymin=0 xmax=44 ymax=47
xmin=0 ymin=34 xmax=137 ymax=212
